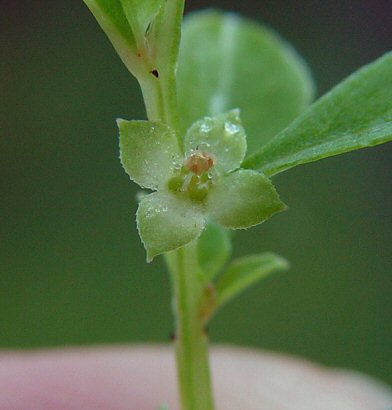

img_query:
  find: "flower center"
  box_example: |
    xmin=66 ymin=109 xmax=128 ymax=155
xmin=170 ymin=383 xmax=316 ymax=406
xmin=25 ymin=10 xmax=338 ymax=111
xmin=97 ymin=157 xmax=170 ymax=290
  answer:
xmin=184 ymin=151 xmax=215 ymax=175
xmin=167 ymin=150 xmax=216 ymax=202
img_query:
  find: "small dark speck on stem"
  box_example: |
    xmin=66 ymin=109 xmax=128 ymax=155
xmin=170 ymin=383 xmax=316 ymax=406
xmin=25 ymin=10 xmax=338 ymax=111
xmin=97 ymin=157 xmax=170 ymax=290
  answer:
xmin=150 ymin=69 xmax=159 ymax=78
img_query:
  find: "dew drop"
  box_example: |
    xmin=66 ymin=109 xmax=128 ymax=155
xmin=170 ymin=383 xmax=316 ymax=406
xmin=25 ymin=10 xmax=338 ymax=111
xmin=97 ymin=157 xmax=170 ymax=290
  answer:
xmin=200 ymin=123 xmax=212 ymax=133
xmin=224 ymin=122 xmax=240 ymax=135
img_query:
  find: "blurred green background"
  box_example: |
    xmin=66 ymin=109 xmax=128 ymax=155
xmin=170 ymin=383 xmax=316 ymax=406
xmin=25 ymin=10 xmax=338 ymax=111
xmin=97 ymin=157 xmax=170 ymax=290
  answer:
xmin=1 ymin=0 xmax=391 ymax=386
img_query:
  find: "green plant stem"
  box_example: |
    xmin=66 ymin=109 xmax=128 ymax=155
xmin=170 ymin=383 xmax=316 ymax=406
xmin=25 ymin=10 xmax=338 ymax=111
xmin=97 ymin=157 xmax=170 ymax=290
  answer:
xmin=138 ymin=0 xmax=184 ymax=140
xmin=141 ymin=2 xmax=215 ymax=406
xmin=139 ymin=70 xmax=179 ymax=136
xmin=166 ymin=243 xmax=215 ymax=410
xmin=139 ymin=74 xmax=167 ymax=123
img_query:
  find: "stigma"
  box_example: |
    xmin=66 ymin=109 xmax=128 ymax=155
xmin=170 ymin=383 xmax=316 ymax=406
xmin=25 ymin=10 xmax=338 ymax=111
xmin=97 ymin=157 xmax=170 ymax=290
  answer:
xmin=184 ymin=150 xmax=215 ymax=175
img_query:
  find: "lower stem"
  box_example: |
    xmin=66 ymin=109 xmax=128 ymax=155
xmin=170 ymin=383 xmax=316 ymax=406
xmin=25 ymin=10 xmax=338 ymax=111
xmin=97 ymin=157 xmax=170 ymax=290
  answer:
xmin=166 ymin=242 xmax=215 ymax=410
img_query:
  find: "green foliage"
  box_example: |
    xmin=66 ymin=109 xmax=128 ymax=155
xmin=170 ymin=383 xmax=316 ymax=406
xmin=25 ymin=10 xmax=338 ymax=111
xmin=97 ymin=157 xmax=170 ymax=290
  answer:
xmin=119 ymin=0 xmax=165 ymax=41
xmin=83 ymin=0 xmax=184 ymax=124
xmin=215 ymin=253 xmax=289 ymax=311
xmin=207 ymin=169 xmax=286 ymax=229
xmin=84 ymin=0 xmax=136 ymax=46
xmin=137 ymin=192 xmax=205 ymax=262
xmin=118 ymin=119 xmax=180 ymax=189
xmin=243 ymin=52 xmax=392 ymax=175
xmin=119 ymin=110 xmax=285 ymax=260
xmin=183 ymin=109 xmax=247 ymax=173
xmin=83 ymin=2 xmax=392 ymax=408
xmin=177 ymin=10 xmax=314 ymax=154
xmin=85 ymin=0 xmax=392 ymax=263
xmin=83 ymin=0 xmax=140 ymax=77
xmin=197 ymin=222 xmax=231 ymax=282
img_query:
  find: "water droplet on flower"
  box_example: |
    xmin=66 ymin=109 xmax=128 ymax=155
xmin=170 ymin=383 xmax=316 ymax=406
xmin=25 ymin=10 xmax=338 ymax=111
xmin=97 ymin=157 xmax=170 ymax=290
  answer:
xmin=224 ymin=122 xmax=240 ymax=135
xmin=155 ymin=204 xmax=168 ymax=214
xmin=200 ymin=123 xmax=212 ymax=133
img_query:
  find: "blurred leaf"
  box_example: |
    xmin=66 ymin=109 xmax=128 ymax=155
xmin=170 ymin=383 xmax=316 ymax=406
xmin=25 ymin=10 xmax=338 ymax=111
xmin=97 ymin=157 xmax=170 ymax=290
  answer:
xmin=177 ymin=10 xmax=314 ymax=154
xmin=197 ymin=221 xmax=231 ymax=281
xmin=243 ymin=52 xmax=392 ymax=176
xmin=215 ymin=253 xmax=289 ymax=309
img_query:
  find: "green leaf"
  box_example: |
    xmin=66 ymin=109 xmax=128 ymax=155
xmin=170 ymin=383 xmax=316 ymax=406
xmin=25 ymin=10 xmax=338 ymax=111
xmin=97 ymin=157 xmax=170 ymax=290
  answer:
xmin=177 ymin=10 xmax=314 ymax=155
xmin=243 ymin=52 xmax=392 ymax=176
xmin=197 ymin=221 xmax=231 ymax=281
xmin=83 ymin=0 xmax=141 ymax=75
xmin=120 ymin=0 xmax=165 ymax=41
xmin=146 ymin=0 xmax=185 ymax=70
xmin=118 ymin=119 xmax=180 ymax=190
xmin=84 ymin=0 xmax=135 ymax=45
xmin=207 ymin=169 xmax=286 ymax=229
xmin=84 ymin=0 xmax=184 ymax=110
xmin=183 ymin=110 xmax=247 ymax=173
xmin=215 ymin=253 xmax=289 ymax=308
xmin=137 ymin=192 xmax=205 ymax=261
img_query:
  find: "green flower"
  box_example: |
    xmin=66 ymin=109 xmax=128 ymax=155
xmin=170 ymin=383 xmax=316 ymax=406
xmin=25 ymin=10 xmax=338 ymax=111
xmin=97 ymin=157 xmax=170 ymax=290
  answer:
xmin=118 ymin=110 xmax=286 ymax=261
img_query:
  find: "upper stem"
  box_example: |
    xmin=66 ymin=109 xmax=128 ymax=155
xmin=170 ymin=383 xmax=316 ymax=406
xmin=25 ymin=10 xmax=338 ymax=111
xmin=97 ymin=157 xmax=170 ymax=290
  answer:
xmin=139 ymin=70 xmax=177 ymax=133
xmin=139 ymin=0 xmax=184 ymax=142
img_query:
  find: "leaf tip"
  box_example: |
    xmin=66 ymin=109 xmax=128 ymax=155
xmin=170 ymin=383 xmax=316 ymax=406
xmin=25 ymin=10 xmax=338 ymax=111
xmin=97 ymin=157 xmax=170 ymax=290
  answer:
xmin=144 ymin=244 xmax=161 ymax=263
xmin=116 ymin=118 xmax=127 ymax=129
xmin=278 ymin=256 xmax=290 ymax=271
xmin=266 ymin=252 xmax=290 ymax=271
xmin=146 ymin=251 xmax=156 ymax=263
xmin=279 ymin=201 xmax=289 ymax=213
